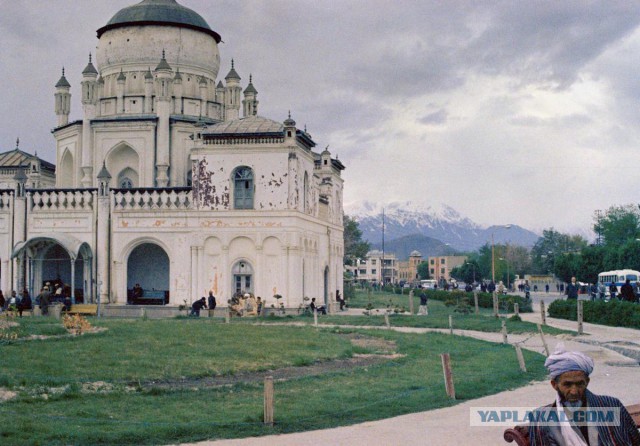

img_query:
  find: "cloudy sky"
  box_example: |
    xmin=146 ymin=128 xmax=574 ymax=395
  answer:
xmin=2 ymin=1 xmax=640 ymax=236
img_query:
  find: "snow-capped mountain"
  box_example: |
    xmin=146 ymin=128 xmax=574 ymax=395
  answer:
xmin=345 ymin=200 xmax=539 ymax=256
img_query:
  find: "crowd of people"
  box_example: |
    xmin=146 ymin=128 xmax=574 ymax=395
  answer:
xmin=0 ymin=282 xmax=73 ymax=317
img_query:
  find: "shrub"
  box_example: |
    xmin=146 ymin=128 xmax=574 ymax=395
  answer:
xmin=424 ymin=289 xmax=532 ymax=313
xmin=548 ymin=299 xmax=640 ymax=329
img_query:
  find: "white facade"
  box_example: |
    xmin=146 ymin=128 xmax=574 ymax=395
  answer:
xmin=356 ymin=250 xmax=398 ymax=284
xmin=1 ymin=0 xmax=345 ymax=309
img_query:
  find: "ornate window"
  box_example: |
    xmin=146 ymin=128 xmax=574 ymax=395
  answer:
xmin=120 ymin=177 xmax=133 ymax=189
xmin=233 ymin=166 xmax=254 ymax=209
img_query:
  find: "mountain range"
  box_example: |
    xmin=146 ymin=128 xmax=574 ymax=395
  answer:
xmin=345 ymin=201 xmax=540 ymax=259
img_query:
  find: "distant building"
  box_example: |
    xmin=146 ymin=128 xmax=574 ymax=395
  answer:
xmin=356 ymin=250 xmax=398 ymax=284
xmin=428 ymin=255 xmax=467 ymax=284
xmin=0 ymin=139 xmax=55 ymax=189
xmin=398 ymin=250 xmax=422 ymax=284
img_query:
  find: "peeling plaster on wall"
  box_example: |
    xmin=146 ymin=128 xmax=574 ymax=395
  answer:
xmin=195 ymin=158 xmax=230 ymax=210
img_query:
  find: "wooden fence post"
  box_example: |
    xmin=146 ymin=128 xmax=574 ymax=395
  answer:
xmin=501 ymin=320 xmax=508 ymax=344
xmin=384 ymin=313 xmax=390 ymax=329
xmin=314 ymin=308 xmax=318 ymax=327
xmin=225 ymin=306 xmax=230 ymax=324
xmin=449 ymin=315 xmax=453 ymax=335
xmin=540 ymin=300 xmax=547 ymax=326
xmin=515 ymin=345 xmax=527 ymax=372
xmin=537 ymin=324 xmax=550 ymax=356
xmin=493 ymin=291 xmax=499 ymax=317
xmin=577 ymin=300 xmax=584 ymax=335
xmin=264 ymin=376 xmax=274 ymax=426
xmin=474 ymin=291 xmax=479 ymax=314
xmin=514 ymin=303 xmax=519 ymax=316
xmin=440 ymin=353 xmax=456 ymax=399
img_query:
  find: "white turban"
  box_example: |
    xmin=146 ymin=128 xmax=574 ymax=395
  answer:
xmin=544 ymin=343 xmax=594 ymax=379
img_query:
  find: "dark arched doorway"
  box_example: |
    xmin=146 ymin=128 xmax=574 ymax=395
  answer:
xmin=127 ymin=243 xmax=169 ymax=305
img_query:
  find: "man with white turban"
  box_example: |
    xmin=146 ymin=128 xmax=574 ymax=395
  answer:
xmin=529 ymin=344 xmax=640 ymax=445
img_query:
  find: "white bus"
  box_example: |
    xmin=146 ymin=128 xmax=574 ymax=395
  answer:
xmin=420 ymin=279 xmax=437 ymax=289
xmin=597 ymin=269 xmax=640 ymax=297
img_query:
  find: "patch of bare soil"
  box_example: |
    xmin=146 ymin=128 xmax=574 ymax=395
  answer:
xmin=144 ymin=334 xmax=403 ymax=391
xmin=0 ymin=388 xmax=17 ymax=403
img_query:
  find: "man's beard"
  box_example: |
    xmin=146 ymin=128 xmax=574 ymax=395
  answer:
xmin=558 ymin=391 xmax=584 ymax=412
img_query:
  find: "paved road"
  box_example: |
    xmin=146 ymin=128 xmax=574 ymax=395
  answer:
xmin=178 ymin=306 xmax=640 ymax=446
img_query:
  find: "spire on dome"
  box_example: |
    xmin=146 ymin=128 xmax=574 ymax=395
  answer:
xmin=155 ymin=49 xmax=173 ymax=71
xmin=15 ymin=137 xmax=19 ymax=150
xmin=244 ymin=74 xmax=258 ymax=95
xmin=225 ymin=59 xmax=241 ymax=81
xmin=55 ymin=67 xmax=71 ymax=88
xmin=284 ymin=111 xmax=296 ymax=127
xmin=82 ymin=53 xmax=98 ymax=75
xmin=117 ymin=68 xmax=126 ymax=81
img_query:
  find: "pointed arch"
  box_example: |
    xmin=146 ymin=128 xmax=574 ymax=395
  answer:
xmin=59 ymin=149 xmax=74 ymax=188
xmin=106 ymin=142 xmax=140 ymax=188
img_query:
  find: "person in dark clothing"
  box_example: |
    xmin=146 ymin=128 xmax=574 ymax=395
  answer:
xmin=609 ymin=282 xmax=618 ymax=301
xmin=565 ymin=277 xmax=579 ymax=300
xmin=18 ymin=290 xmax=32 ymax=317
xmin=310 ymin=298 xmax=326 ymax=315
xmin=207 ymin=292 xmax=217 ymax=311
xmin=418 ymin=291 xmax=428 ymax=315
xmin=336 ymin=289 xmax=345 ymax=311
xmin=0 ymin=290 xmax=5 ymax=312
xmin=190 ymin=297 xmax=207 ymax=317
xmin=39 ymin=287 xmax=50 ymax=316
xmin=620 ymin=279 xmax=636 ymax=303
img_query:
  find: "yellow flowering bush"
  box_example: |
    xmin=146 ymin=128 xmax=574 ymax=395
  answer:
xmin=62 ymin=314 xmax=92 ymax=335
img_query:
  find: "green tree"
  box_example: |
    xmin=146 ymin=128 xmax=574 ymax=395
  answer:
xmin=593 ymin=204 xmax=640 ymax=247
xmin=530 ymin=229 xmax=587 ymax=274
xmin=450 ymin=259 xmax=480 ymax=284
xmin=343 ymin=215 xmax=370 ymax=265
xmin=417 ymin=261 xmax=430 ymax=280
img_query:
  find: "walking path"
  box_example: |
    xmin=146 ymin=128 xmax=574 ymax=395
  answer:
xmin=179 ymin=307 xmax=640 ymax=446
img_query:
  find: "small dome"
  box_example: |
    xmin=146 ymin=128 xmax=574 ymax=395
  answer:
xmin=204 ymin=116 xmax=284 ymax=136
xmin=410 ymin=250 xmax=422 ymax=257
xmin=82 ymin=54 xmax=98 ymax=76
xmin=97 ymin=0 xmax=221 ymax=43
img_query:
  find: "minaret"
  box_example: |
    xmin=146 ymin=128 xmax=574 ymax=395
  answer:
xmin=116 ymin=69 xmax=126 ymax=114
xmin=173 ymin=69 xmax=183 ymax=114
xmin=154 ymin=50 xmax=173 ymax=187
xmin=242 ymin=75 xmax=258 ymax=117
xmin=96 ymin=162 xmax=112 ymax=305
xmin=199 ymin=76 xmax=208 ymax=117
xmin=54 ymin=68 xmax=71 ymax=127
xmin=144 ymin=67 xmax=154 ymax=114
xmin=224 ymin=60 xmax=241 ymax=121
xmin=13 ymin=166 xmax=28 ymax=293
xmin=81 ymin=54 xmax=98 ymax=187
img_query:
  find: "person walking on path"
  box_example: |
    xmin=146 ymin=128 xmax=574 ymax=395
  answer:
xmin=565 ymin=277 xmax=579 ymax=300
xmin=620 ymin=279 xmax=636 ymax=303
xmin=418 ymin=291 xmax=428 ymax=315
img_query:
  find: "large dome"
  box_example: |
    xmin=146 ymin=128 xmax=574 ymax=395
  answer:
xmin=97 ymin=0 xmax=221 ymax=43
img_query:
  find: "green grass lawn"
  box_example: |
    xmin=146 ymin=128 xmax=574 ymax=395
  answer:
xmin=0 ymin=317 xmax=548 ymax=445
xmin=266 ymin=291 xmax=570 ymax=336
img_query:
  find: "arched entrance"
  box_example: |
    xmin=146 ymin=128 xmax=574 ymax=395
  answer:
xmin=12 ymin=235 xmax=94 ymax=304
xmin=232 ymin=260 xmax=253 ymax=295
xmin=127 ymin=243 xmax=169 ymax=304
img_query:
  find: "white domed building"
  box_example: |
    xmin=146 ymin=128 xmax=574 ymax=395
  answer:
xmin=2 ymin=0 xmax=345 ymax=313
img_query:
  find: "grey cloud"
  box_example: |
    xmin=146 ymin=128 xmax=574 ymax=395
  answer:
xmin=419 ymin=109 xmax=448 ymax=125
